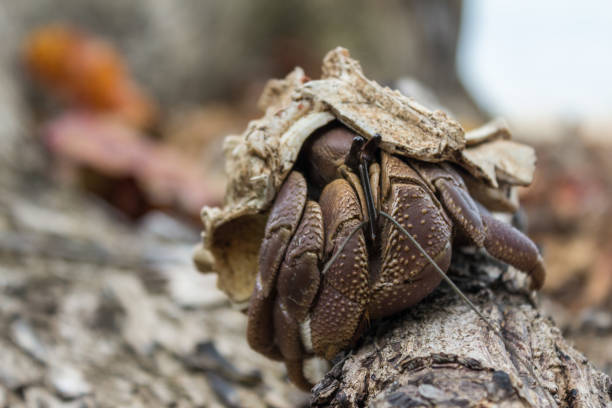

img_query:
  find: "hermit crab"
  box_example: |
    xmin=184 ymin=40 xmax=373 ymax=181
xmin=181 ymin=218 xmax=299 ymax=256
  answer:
xmin=195 ymin=48 xmax=545 ymax=390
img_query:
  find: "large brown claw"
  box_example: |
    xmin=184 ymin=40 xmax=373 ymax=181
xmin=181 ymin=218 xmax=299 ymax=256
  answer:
xmin=369 ymin=153 xmax=452 ymax=319
xmin=310 ymin=178 xmax=369 ymax=359
xmin=273 ymin=301 xmax=311 ymax=389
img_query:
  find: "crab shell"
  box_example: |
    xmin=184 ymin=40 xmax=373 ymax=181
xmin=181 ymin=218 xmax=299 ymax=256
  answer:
xmin=194 ymin=47 xmax=536 ymax=304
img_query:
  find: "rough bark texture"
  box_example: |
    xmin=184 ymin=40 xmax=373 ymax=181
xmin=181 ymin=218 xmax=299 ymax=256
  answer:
xmin=311 ymin=251 xmax=611 ymax=407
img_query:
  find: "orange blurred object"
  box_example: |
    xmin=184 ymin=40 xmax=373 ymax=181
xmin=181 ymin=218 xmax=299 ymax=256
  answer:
xmin=24 ymin=24 xmax=155 ymax=128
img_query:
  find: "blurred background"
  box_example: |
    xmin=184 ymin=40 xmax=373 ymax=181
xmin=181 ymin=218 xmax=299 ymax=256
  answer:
xmin=0 ymin=1 xmax=609 ymax=406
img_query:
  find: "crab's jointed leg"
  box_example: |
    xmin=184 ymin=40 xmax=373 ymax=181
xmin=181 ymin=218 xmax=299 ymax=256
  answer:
xmin=416 ymin=162 xmax=545 ymax=289
xmin=273 ymin=200 xmax=324 ymax=389
xmin=479 ymin=207 xmax=545 ymax=289
xmin=247 ymin=171 xmax=307 ymax=360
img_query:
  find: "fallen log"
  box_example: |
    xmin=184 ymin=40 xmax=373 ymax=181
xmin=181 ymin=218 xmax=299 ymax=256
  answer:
xmin=311 ymin=251 xmax=611 ymax=407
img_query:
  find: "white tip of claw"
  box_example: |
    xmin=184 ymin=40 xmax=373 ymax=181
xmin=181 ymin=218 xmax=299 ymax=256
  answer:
xmin=300 ymin=317 xmax=314 ymax=353
xmin=303 ymin=356 xmax=330 ymax=385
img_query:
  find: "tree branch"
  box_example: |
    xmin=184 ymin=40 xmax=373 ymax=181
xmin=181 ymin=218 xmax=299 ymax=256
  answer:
xmin=312 ymin=251 xmax=611 ymax=407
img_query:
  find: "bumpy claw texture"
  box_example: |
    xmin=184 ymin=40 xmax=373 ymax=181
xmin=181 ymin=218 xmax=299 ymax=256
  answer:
xmin=369 ymin=154 xmax=452 ymax=319
xmin=247 ymin=123 xmax=546 ymax=390
xmin=312 ymin=179 xmax=369 ymax=359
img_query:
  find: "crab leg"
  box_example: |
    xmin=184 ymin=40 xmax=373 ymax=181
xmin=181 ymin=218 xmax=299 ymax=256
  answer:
xmin=247 ymin=285 xmax=282 ymax=360
xmin=276 ymin=201 xmax=324 ymax=322
xmin=418 ymin=163 xmax=546 ymax=289
xmin=247 ymin=171 xmax=307 ymax=360
xmin=479 ymin=208 xmax=546 ymax=289
xmin=273 ymin=200 xmax=324 ymax=389
xmin=273 ymin=302 xmax=310 ymax=389
xmin=411 ymin=162 xmax=485 ymax=246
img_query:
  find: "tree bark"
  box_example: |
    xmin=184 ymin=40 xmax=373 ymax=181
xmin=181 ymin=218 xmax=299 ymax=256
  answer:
xmin=311 ymin=251 xmax=611 ymax=407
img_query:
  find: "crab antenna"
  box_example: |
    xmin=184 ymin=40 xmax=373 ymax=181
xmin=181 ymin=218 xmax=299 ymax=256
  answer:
xmin=360 ymin=134 xmax=382 ymax=242
xmin=378 ymin=211 xmax=500 ymax=335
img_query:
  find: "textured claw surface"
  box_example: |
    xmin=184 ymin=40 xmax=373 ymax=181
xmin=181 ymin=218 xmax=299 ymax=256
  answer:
xmin=310 ymin=284 xmax=364 ymax=359
xmin=311 ymin=179 xmax=368 ymax=359
xmin=369 ymin=156 xmax=452 ymax=319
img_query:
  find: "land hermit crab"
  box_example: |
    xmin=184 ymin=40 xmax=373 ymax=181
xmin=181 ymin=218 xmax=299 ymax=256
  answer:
xmin=195 ymin=48 xmax=545 ymax=390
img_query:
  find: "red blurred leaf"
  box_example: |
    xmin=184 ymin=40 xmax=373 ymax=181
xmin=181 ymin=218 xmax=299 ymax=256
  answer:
xmin=43 ymin=112 xmax=224 ymax=217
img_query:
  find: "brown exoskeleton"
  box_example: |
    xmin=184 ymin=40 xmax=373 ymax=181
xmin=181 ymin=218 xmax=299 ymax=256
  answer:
xmin=247 ymin=122 xmax=545 ymax=390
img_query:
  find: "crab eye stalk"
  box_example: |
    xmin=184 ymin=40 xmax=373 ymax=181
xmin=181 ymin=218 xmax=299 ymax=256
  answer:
xmin=345 ymin=134 xmax=382 ymax=241
xmin=359 ymin=161 xmax=378 ymax=241
xmin=345 ymin=135 xmax=365 ymax=171
xmin=361 ymin=133 xmax=382 ymax=162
